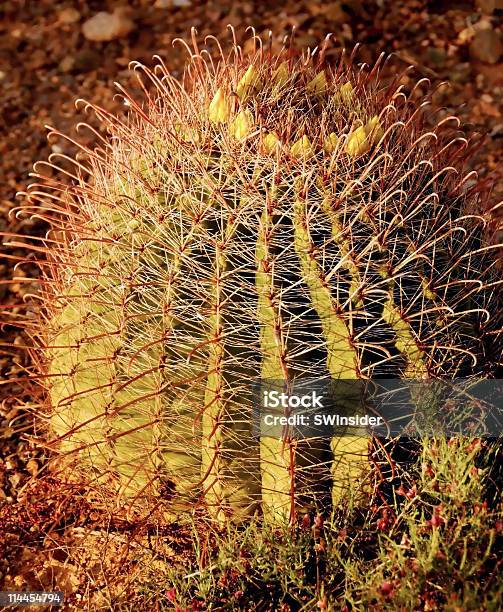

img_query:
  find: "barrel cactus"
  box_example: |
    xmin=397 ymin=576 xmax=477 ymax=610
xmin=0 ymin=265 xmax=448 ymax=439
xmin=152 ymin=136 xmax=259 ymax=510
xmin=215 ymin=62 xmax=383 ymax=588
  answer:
xmin=22 ymin=28 xmax=501 ymax=525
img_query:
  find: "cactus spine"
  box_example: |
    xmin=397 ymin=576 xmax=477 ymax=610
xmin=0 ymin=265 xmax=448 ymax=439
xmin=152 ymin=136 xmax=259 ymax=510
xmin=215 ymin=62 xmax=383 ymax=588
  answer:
xmin=21 ymin=29 xmax=502 ymax=524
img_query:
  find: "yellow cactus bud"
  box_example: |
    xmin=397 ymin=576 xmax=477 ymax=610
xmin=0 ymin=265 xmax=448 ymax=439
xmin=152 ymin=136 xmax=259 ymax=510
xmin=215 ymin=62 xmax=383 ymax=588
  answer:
xmin=263 ymin=132 xmax=280 ymax=154
xmin=236 ymin=65 xmax=262 ymax=99
xmin=230 ymin=109 xmax=254 ymax=141
xmin=306 ymin=71 xmax=327 ymax=97
xmin=345 ymin=116 xmax=384 ymax=157
xmin=338 ymin=82 xmax=354 ymax=104
xmin=291 ymin=135 xmax=314 ymax=159
xmin=271 ymin=61 xmax=289 ymax=89
xmin=364 ymin=115 xmax=384 ymax=144
xmin=345 ymin=124 xmax=369 ymax=157
xmin=209 ymin=88 xmax=231 ymax=123
xmin=323 ymin=132 xmax=339 ymax=154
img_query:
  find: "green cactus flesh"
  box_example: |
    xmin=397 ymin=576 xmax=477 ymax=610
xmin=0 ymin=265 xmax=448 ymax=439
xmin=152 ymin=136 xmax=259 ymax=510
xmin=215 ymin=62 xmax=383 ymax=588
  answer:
xmin=34 ymin=33 xmax=502 ymax=522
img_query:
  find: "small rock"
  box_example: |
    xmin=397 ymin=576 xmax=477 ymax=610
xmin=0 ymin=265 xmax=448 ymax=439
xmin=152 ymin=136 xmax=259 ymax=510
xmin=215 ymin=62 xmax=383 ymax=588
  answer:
xmin=82 ymin=9 xmax=135 ymax=42
xmin=58 ymin=56 xmax=75 ymax=73
xmin=470 ymin=28 xmax=503 ymax=64
xmin=58 ymin=7 xmax=80 ymax=24
xmin=173 ymin=0 xmax=191 ymax=6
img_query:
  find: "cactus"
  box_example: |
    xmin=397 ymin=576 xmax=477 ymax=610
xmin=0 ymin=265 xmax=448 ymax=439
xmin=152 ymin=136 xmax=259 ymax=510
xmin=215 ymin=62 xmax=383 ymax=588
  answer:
xmin=18 ymin=29 xmax=502 ymax=524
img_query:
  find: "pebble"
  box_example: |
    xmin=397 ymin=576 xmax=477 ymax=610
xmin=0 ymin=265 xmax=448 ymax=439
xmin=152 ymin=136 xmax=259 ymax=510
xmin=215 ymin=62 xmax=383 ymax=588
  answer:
xmin=58 ymin=7 xmax=81 ymax=24
xmin=82 ymin=9 xmax=135 ymax=42
xmin=58 ymin=56 xmax=75 ymax=73
xmin=470 ymin=28 xmax=503 ymax=64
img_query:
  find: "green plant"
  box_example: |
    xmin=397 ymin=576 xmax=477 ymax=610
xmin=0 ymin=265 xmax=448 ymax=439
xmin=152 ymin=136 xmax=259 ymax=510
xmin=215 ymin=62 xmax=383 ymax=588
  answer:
xmin=143 ymin=438 xmax=501 ymax=611
xmin=16 ymin=29 xmax=502 ymax=524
